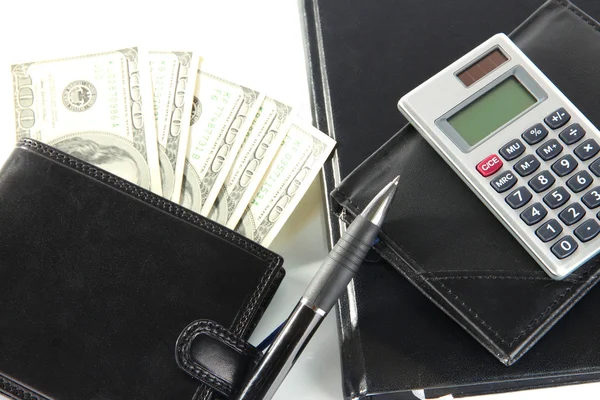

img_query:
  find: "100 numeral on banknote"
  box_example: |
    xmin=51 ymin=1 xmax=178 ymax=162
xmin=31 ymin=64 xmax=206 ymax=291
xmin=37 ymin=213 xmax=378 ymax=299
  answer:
xmin=150 ymin=51 xmax=200 ymax=200
xmin=237 ymin=119 xmax=336 ymax=246
xmin=12 ymin=47 xmax=162 ymax=194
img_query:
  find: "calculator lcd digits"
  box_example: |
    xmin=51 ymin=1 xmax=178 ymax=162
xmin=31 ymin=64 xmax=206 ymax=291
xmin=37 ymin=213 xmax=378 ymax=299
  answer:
xmin=398 ymin=34 xmax=600 ymax=280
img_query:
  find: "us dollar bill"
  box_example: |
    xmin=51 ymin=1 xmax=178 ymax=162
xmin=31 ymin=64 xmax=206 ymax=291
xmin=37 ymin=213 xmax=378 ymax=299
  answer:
xmin=149 ymin=51 xmax=200 ymax=200
xmin=179 ymin=71 xmax=264 ymax=215
xmin=208 ymin=97 xmax=293 ymax=227
xmin=12 ymin=47 xmax=162 ymax=194
xmin=236 ymin=118 xmax=336 ymax=246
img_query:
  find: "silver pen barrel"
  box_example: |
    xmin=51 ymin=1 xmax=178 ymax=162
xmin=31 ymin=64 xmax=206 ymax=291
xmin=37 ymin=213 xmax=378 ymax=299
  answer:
xmin=235 ymin=176 xmax=399 ymax=400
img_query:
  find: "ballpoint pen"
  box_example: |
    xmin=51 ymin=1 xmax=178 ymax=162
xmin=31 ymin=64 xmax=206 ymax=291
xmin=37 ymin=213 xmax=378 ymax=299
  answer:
xmin=235 ymin=175 xmax=400 ymax=400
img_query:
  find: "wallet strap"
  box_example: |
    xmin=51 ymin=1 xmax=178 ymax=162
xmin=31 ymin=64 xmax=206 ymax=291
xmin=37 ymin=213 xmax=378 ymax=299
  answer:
xmin=176 ymin=319 xmax=262 ymax=398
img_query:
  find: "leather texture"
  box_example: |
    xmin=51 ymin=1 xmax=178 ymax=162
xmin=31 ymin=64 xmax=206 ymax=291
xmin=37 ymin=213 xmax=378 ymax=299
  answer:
xmin=176 ymin=320 xmax=262 ymax=398
xmin=0 ymin=139 xmax=284 ymax=400
xmin=301 ymin=0 xmax=600 ymax=397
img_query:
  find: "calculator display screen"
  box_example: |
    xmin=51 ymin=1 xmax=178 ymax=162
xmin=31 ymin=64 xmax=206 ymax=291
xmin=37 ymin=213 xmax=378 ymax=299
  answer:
xmin=448 ymin=76 xmax=537 ymax=146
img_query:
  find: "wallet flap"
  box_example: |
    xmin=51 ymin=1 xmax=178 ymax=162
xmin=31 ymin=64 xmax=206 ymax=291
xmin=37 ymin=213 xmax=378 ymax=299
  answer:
xmin=331 ymin=0 xmax=600 ymax=365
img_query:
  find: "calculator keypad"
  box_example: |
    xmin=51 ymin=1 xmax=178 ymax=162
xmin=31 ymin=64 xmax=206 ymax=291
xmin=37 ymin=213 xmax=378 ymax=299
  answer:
xmin=480 ymin=104 xmax=600 ymax=265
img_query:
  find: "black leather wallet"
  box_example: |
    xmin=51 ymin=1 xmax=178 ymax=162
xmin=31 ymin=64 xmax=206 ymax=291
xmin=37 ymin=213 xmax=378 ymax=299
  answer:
xmin=329 ymin=0 xmax=600 ymax=366
xmin=0 ymin=139 xmax=284 ymax=400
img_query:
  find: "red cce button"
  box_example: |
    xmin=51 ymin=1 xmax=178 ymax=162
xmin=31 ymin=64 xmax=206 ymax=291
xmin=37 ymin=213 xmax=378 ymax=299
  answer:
xmin=477 ymin=154 xmax=503 ymax=177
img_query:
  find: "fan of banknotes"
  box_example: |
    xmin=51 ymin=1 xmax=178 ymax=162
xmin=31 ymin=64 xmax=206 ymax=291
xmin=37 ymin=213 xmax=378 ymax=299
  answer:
xmin=11 ymin=48 xmax=335 ymax=247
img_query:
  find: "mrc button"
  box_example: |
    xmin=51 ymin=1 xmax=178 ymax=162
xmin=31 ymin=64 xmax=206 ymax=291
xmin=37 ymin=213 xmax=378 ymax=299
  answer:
xmin=477 ymin=154 xmax=503 ymax=177
xmin=490 ymin=170 xmax=517 ymax=193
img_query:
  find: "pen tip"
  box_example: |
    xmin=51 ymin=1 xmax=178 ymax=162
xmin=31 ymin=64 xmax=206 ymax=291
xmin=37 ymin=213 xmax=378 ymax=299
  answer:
xmin=360 ymin=174 xmax=400 ymax=226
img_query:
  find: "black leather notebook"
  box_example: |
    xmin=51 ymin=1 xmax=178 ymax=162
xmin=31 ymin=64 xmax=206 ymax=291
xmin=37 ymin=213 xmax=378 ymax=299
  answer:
xmin=301 ymin=0 xmax=600 ymax=397
xmin=0 ymin=140 xmax=284 ymax=400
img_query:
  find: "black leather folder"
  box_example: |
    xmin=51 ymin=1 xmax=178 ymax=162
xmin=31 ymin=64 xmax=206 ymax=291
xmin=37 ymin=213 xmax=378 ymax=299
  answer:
xmin=301 ymin=0 xmax=600 ymax=397
xmin=0 ymin=140 xmax=284 ymax=400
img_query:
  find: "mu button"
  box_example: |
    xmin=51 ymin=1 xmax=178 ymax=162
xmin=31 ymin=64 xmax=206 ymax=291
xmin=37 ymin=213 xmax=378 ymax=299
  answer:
xmin=477 ymin=154 xmax=503 ymax=177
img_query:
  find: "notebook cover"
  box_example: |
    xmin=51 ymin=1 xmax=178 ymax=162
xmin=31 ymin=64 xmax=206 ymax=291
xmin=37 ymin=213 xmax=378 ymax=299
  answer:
xmin=0 ymin=139 xmax=284 ymax=400
xmin=300 ymin=0 xmax=600 ymax=397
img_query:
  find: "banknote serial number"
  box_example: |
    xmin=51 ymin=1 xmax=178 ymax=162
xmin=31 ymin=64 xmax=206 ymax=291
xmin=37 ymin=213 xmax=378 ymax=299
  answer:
xmin=95 ymin=62 xmax=120 ymax=127
xmin=191 ymin=89 xmax=230 ymax=160
xmin=252 ymin=137 xmax=301 ymax=206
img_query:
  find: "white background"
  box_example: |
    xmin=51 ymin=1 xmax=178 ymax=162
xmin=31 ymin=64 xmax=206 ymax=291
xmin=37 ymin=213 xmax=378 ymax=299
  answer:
xmin=0 ymin=1 xmax=599 ymax=399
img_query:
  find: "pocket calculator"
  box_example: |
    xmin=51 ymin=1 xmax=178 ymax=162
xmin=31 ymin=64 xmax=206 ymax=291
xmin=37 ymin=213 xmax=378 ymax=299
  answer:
xmin=398 ymin=34 xmax=600 ymax=280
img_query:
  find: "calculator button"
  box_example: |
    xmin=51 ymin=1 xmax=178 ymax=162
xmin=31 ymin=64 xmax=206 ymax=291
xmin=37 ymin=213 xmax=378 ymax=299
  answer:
xmin=543 ymin=187 xmax=570 ymax=209
xmin=476 ymin=154 xmax=503 ymax=177
xmin=536 ymin=139 xmax=563 ymax=161
xmin=499 ymin=139 xmax=525 ymax=161
xmin=528 ymin=171 xmax=555 ymax=193
xmin=551 ymin=236 xmax=578 ymax=259
xmin=514 ymin=155 xmax=540 ymax=177
xmin=490 ymin=170 xmax=517 ymax=193
xmin=558 ymin=123 xmax=586 ymax=145
xmin=566 ymin=171 xmax=593 ymax=193
xmin=535 ymin=219 xmax=563 ymax=242
xmin=589 ymin=158 xmax=600 ymax=177
xmin=520 ymin=203 xmax=547 ymax=225
xmin=574 ymin=219 xmax=600 ymax=242
xmin=522 ymin=123 xmax=548 ymax=145
xmin=505 ymin=187 xmax=532 ymax=209
xmin=551 ymin=155 xmax=578 ymax=177
xmin=582 ymin=187 xmax=600 ymax=209
xmin=574 ymin=139 xmax=600 ymax=161
xmin=559 ymin=203 xmax=586 ymax=225
xmin=544 ymin=108 xmax=571 ymax=130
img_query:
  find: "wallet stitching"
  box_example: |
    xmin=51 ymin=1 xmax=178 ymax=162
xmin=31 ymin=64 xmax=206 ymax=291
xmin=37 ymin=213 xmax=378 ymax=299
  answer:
xmin=335 ymin=185 xmax=597 ymax=347
xmin=558 ymin=0 xmax=600 ymax=33
xmin=428 ymin=276 xmax=568 ymax=281
xmin=18 ymin=139 xmax=281 ymax=400
xmin=176 ymin=320 xmax=260 ymax=396
xmin=0 ymin=373 xmax=48 ymax=400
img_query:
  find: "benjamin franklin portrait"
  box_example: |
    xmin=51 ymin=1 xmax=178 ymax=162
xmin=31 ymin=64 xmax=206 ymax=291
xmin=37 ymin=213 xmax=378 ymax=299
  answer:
xmin=53 ymin=134 xmax=150 ymax=189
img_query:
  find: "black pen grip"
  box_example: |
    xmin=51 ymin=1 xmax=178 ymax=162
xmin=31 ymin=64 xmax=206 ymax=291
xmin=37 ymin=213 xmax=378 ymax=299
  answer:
xmin=302 ymin=215 xmax=379 ymax=312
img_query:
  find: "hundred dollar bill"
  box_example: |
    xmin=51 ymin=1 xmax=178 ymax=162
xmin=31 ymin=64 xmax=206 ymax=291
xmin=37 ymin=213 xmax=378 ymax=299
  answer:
xmin=149 ymin=51 xmax=200 ymax=200
xmin=208 ymin=97 xmax=293 ymax=227
xmin=12 ymin=47 xmax=162 ymax=194
xmin=236 ymin=118 xmax=336 ymax=246
xmin=179 ymin=71 xmax=264 ymax=215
